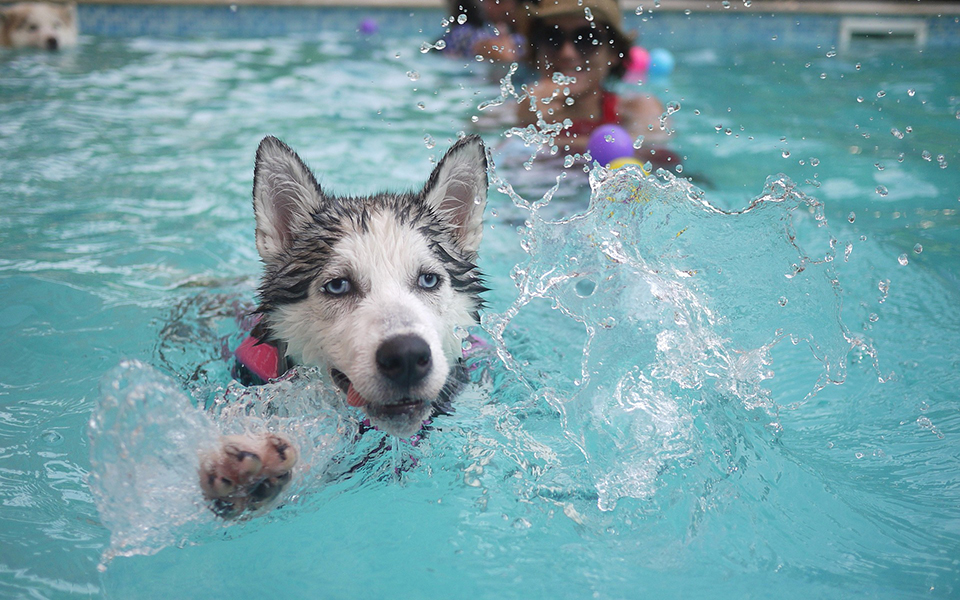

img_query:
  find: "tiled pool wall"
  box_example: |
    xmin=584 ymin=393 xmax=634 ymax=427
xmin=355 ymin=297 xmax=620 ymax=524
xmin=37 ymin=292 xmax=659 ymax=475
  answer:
xmin=76 ymin=3 xmax=960 ymax=49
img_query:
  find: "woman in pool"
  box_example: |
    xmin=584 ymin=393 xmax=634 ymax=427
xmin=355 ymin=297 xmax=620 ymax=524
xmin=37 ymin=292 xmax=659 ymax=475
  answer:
xmin=517 ymin=0 xmax=675 ymax=168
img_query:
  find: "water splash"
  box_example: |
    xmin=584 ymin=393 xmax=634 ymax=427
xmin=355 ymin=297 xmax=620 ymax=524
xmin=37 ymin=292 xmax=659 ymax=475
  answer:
xmin=482 ymin=165 xmax=862 ymax=511
xmin=88 ymin=360 xmax=359 ymax=565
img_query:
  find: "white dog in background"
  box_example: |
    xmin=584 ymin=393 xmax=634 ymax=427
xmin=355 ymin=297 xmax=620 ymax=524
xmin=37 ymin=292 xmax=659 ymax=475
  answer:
xmin=0 ymin=2 xmax=77 ymax=50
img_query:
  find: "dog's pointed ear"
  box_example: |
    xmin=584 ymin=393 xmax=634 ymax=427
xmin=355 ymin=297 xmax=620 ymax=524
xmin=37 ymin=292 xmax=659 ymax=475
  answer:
xmin=422 ymin=135 xmax=488 ymax=256
xmin=253 ymin=136 xmax=325 ymax=262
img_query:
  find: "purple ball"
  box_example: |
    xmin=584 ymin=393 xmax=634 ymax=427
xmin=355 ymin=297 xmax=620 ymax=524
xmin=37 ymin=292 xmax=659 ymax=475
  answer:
xmin=358 ymin=18 xmax=378 ymax=35
xmin=587 ymin=125 xmax=634 ymax=166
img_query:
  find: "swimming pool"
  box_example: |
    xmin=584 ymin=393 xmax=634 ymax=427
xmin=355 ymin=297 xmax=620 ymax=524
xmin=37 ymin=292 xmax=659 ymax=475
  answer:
xmin=1 ymin=5 xmax=959 ymax=599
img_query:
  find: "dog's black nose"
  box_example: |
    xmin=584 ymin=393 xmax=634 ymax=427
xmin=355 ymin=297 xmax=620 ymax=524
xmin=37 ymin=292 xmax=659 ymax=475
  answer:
xmin=376 ymin=334 xmax=432 ymax=388
xmin=46 ymin=37 xmax=59 ymax=51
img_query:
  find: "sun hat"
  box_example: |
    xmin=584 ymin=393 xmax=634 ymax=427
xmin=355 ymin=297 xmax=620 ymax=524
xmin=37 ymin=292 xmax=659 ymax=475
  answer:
xmin=522 ymin=0 xmax=630 ymax=47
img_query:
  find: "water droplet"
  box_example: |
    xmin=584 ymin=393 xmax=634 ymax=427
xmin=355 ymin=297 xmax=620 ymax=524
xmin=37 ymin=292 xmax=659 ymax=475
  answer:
xmin=423 ymin=134 xmax=436 ymax=149
xmin=875 ymin=185 xmax=888 ymax=197
xmin=907 ymin=88 xmax=916 ymax=96
xmin=782 ymin=150 xmax=791 ymax=158
xmin=584 ymin=7 xmax=594 ymax=20
xmin=229 ymin=4 xmax=238 ymax=11
xmin=407 ymin=70 xmax=420 ymax=81
xmin=891 ymin=128 xmax=904 ymax=139
xmin=416 ymin=102 xmax=426 ymax=110
xmin=826 ymin=50 xmax=836 ymax=58
xmin=41 ymin=430 xmax=64 ymax=445
xmin=898 ymin=253 xmax=909 ymax=266
xmin=724 ymin=128 xmax=733 ymax=135
xmin=937 ymin=155 xmax=947 ymax=169
xmin=743 ymin=0 xmax=751 ymax=5
xmin=778 ymin=296 xmax=788 ymax=307
xmin=856 ymin=96 xmax=864 ymax=103
xmin=876 ymin=90 xmax=886 ymax=98
xmin=855 ymin=62 xmax=861 ymax=70
xmin=912 ymin=243 xmax=923 ymax=254
xmin=675 ymin=164 xmax=683 ymax=173
xmin=810 ymin=157 xmax=820 ymax=167
xmin=722 ymin=1 xmax=731 ymax=8
xmin=921 ymin=150 xmax=932 ymax=161
xmin=457 ymin=13 xmax=467 ymax=24
xmin=684 ymin=8 xmax=691 ymax=14
xmin=819 ymin=72 xmax=827 ymax=80
xmin=599 ymin=316 xmax=617 ymax=329
xmin=632 ymin=135 xmax=644 ymax=149
xmin=868 ymin=314 xmax=879 ymax=323
xmin=847 ymin=212 xmax=856 ymax=223
xmin=575 ymin=278 xmax=597 ymax=297
xmin=874 ymin=162 xmax=884 ymax=171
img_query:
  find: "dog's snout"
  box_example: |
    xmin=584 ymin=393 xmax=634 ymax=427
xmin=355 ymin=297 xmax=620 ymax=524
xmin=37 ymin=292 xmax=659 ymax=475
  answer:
xmin=46 ymin=37 xmax=59 ymax=51
xmin=376 ymin=334 xmax=432 ymax=388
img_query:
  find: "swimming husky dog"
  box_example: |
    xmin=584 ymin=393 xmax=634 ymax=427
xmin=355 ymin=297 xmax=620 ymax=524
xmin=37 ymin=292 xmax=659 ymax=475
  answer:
xmin=0 ymin=2 xmax=77 ymax=50
xmin=199 ymin=135 xmax=489 ymax=517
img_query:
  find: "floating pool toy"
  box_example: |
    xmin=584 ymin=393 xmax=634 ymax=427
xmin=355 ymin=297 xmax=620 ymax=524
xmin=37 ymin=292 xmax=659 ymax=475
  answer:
xmin=648 ymin=48 xmax=675 ymax=77
xmin=358 ymin=18 xmax=379 ymax=35
xmin=587 ymin=124 xmax=635 ymax=167
xmin=608 ymin=157 xmax=647 ymax=173
xmin=625 ymin=46 xmax=651 ymax=82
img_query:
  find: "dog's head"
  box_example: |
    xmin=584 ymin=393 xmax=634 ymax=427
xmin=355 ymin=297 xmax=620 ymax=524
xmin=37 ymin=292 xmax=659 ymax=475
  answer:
xmin=251 ymin=136 xmax=488 ymax=437
xmin=0 ymin=2 xmax=77 ymax=50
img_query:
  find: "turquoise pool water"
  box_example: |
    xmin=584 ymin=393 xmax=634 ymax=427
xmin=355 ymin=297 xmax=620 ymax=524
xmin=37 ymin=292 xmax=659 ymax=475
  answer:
xmin=1 ymin=9 xmax=959 ymax=599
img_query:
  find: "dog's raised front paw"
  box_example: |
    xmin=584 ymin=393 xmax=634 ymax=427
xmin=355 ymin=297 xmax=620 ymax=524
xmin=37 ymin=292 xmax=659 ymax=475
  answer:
xmin=198 ymin=433 xmax=297 ymax=518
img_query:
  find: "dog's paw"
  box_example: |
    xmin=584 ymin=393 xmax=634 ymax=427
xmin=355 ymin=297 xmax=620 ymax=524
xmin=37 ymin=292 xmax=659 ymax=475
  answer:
xmin=198 ymin=433 xmax=297 ymax=518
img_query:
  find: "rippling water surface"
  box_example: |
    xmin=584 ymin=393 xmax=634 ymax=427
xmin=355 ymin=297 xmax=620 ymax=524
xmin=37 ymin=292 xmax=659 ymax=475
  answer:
xmin=1 ymin=18 xmax=959 ymax=600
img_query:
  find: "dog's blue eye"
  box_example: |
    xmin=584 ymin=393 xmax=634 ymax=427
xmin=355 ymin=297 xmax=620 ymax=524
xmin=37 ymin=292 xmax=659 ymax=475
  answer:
xmin=418 ymin=273 xmax=440 ymax=290
xmin=323 ymin=278 xmax=351 ymax=296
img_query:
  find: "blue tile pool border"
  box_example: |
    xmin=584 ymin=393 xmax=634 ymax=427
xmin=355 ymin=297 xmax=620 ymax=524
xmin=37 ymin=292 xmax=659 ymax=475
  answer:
xmin=75 ymin=3 xmax=960 ymax=49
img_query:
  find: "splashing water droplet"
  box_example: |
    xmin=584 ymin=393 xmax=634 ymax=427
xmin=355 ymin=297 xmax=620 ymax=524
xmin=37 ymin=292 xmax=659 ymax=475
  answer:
xmin=855 ymin=62 xmax=861 ymax=70
xmin=856 ymin=96 xmax=864 ymax=103
xmin=875 ymin=185 xmax=888 ymax=197
xmin=847 ymin=212 xmax=856 ymax=223
xmin=722 ymin=1 xmax=730 ymax=8
xmin=913 ymin=243 xmax=923 ymax=254
xmin=937 ymin=155 xmax=947 ymax=169
xmin=417 ymin=102 xmax=426 ymax=110
xmin=826 ymin=50 xmax=836 ymax=58
xmin=778 ymin=296 xmax=788 ymax=307
xmin=875 ymin=162 xmax=884 ymax=171
xmin=898 ymin=253 xmax=909 ymax=266
xmin=782 ymin=150 xmax=791 ymax=158
xmin=407 ymin=70 xmax=420 ymax=81
xmin=423 ymin=134 xmax=436 ymax=149
xmin=868 ymin=314 xmax=879 ymax=323
xmin=457 ymin=13 xmax=467 ymax=24
xmin=810 ymin=157 xmax=820 ymax=167
xmin=876 ymin=90 xmax=886 ymax=98
xmin=907 ymin=88 xmax=916 ymax=97
xmin=921 ymin=150 xmax=932 ymax=161
xmin=584 ymin=7 xmax=594 ymax=20
xmin=891 ymin=128 xmax=904 ymax=139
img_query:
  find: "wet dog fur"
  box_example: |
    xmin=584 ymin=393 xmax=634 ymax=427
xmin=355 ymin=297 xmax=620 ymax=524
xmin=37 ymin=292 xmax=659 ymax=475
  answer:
xmin=0 ymin=2 xmax=77 ymax=50
xmin=199 ymin=135 xmax=489 ymax=517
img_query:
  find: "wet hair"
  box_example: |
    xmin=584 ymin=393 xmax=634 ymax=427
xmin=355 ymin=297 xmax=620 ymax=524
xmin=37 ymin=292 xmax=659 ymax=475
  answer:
xmin=527 ymin=17 xmax=628 ymax=79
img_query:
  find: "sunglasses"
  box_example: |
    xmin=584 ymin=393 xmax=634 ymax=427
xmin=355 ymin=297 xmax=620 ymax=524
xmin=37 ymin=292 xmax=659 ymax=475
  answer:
xmin=533 ymin=24 xmax=609 ymax=55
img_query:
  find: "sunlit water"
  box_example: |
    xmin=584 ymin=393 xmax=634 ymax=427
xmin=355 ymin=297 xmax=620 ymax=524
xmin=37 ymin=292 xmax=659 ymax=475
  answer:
xmin=1 ymin=17 xmax=959 ymax=600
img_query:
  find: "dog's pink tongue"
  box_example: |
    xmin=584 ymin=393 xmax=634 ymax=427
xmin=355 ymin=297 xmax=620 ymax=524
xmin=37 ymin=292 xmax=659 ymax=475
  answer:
xmin=346 ymin=384 xmax=367 ymax=407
